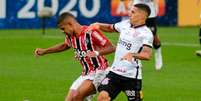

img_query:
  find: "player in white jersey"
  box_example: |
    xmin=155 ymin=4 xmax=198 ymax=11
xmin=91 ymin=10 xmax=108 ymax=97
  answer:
xmin=132 ymin=0 xmax=163 ymax=70
xmin=196 ymin=0 xmax=201 ymax=56
xmin=87 ymin=4 xmax=153 ymax=101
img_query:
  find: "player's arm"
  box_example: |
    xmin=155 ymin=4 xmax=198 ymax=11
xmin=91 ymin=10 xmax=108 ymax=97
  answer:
xmin=85 ymin=42 xmax=115 ymax=58
xmin=85 ymin=30 xmax=116 ymax=57
xmin=132 ymin=45 xmax=152 ymax=60
xmin=98 ymin=41 xmax=116 ymax=56
xmin=34 ymin=42 xmax=70 ymax=57
xmin=121 ymin=45 xmax=152 ymax=61
xmin=88 ymin=22 xmax=116 ymax=32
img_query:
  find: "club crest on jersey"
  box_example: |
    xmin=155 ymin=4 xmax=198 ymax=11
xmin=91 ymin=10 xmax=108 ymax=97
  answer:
xmin=132 ymin=32 xmax=141 ymax=37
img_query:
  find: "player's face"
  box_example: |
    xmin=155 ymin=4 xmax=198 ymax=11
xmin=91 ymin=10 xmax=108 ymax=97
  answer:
xmin=129 ymin=6 xmax=145 ymax=24
xmin=58 ymin=19 xmax=74 ymax=35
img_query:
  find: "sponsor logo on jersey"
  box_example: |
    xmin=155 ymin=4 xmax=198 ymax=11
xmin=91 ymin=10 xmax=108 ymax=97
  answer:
xmin=118 ymin=39 xmax=132 ymax=50
xmin=74 ymin=49 xmax=89 ymax=58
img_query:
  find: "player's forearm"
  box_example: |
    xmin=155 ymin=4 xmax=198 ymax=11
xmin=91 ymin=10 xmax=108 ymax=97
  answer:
xmin=97 ymin=23 xmax=115 ymax=32
xmin=132 ymin=46 xmax=152 ymax=60
xmin=99 ymin=45 xmax=116 ymax=56
xmin=44 ymin=43 xmax=69 ymax=54
xmin=132 ymin=52 xmax=152 ymax=60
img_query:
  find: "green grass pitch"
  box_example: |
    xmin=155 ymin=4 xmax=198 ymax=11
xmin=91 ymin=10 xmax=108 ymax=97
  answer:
xmin=0 ymin=27 xmax=201 ymax=101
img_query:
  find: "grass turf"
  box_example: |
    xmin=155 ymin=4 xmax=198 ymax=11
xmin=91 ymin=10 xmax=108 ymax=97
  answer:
xmin=0 ymin=27 xmax=201 ymax=101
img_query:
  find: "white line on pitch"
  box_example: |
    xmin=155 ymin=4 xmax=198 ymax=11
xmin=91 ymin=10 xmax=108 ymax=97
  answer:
xmin=163 ymin=42 xmax=200 ymax=47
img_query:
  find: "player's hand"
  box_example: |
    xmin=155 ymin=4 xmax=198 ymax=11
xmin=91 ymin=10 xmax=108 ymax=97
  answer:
xmin=121 ymin=52 xmax=133 ymax=62
xmin=34 ymin=48 xmax=46 ymax=57
xmin=85 ymin=51 xmax=99 ymax=58
xmin=86 ymin=22 xmax=100 ymax=31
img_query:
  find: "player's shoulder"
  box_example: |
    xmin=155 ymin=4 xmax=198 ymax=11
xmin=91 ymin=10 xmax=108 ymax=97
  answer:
xmin=115 ymin=19 xmax=131 ymax=29
xmin=138 ymin=26 xmax=153 ymax=37
xmin=82 ymin=25 xmax=99 ymax=34
xmin=82 ymin=25 xmax=88 ymax=30
xmin=144 ymin=26 xmax=152 ymax=33
xmin=120 ymin=19 xmax=130 ymax=25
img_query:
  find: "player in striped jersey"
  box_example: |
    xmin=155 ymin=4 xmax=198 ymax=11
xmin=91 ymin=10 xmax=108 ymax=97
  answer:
xmin=34 ymin=12 xmax=115 ymax=101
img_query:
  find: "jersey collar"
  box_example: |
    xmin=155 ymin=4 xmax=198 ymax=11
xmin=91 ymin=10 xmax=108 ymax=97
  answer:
xmin=131 ymin=24 xmax=146 ymax=28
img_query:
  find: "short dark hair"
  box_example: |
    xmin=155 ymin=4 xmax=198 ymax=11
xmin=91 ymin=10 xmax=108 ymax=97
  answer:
xmin=134 ymin=4 xmax=151 ymax=17
xmin=57 ymin=12 xmax=75 ymax=25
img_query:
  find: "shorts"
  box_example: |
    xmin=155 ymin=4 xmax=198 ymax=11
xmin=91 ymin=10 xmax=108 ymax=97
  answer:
xmin=93 ymin=69 xmax=109 ymax=90
xmin=70 ymin=72 xmax=95 ymax=90
xmin=70 ymin=73 xmax=95 ymax=101
xmin=146 ymin=17 xmax=157 ymax=35
xmin=98 ymin=72 xmax=143 ymax=101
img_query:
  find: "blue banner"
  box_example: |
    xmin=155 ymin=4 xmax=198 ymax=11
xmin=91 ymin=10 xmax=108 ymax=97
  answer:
xmin=0 ymin=0 xmax=177 ymax=29
xmin=0 ymin=0 xmax=121 ymax=29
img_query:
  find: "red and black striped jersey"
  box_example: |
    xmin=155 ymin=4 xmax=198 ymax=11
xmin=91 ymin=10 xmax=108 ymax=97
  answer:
xmin=64 ymin=26 xmax=110 ymax=75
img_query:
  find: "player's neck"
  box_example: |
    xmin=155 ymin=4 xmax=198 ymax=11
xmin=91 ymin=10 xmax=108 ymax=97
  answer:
xmin=132 ymin=20 xmax=145 ymax=27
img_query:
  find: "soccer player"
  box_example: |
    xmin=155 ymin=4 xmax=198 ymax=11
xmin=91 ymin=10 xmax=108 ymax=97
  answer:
xmin=34 ymin=12 xmax=115 ymax=101
xmin=132 ymin=0 xmax=163 ymax=70
xmin=88 ymin=4 xmax=153 ymax=101
xmin=196 ymin=0 xmax=201 ymax=56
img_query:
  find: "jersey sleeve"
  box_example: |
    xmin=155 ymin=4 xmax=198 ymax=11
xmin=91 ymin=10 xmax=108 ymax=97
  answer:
xmin=113 ymin=20 xmax=129 ymax=33
xmin=142 ymin=32 xmax=153 ymax=48
xmin=64 ymin=35 xmax=72 ymax=47
xmin=91 ymin=29 xmax=110 ymax=46
xmin=113 ymin=21 xmax=123 ymax=32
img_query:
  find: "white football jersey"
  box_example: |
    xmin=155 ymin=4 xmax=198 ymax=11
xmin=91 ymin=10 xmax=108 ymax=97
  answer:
xmin=110 ymin=20 xmax=153 ymax=79
xmin=133 ymin=0 xmax=157 ymax=18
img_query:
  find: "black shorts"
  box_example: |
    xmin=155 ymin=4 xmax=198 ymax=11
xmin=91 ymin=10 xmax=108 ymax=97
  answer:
xmin=146 ymin=17 xmax=157 ymax=35
xmin=98 ymin=72 xmax=143 ymax=101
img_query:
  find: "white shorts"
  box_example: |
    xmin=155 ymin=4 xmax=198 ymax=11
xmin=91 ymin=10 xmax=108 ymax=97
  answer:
xmin=70 ymin=73 xmax=95 ymax=101
xmin=93 ymin=69 xmax=109 ymax=90
xmin=70 ymin=69 xmax=109 ymax=90
xmin=69 ymin=69 xmax=109 ymax=101
xmin=70 ymin=72 xmax=95 ymax=90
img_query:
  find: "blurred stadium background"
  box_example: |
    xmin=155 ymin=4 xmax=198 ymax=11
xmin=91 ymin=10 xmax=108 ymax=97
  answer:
xmin=0 ymin=0 xmax=201 ymax=101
